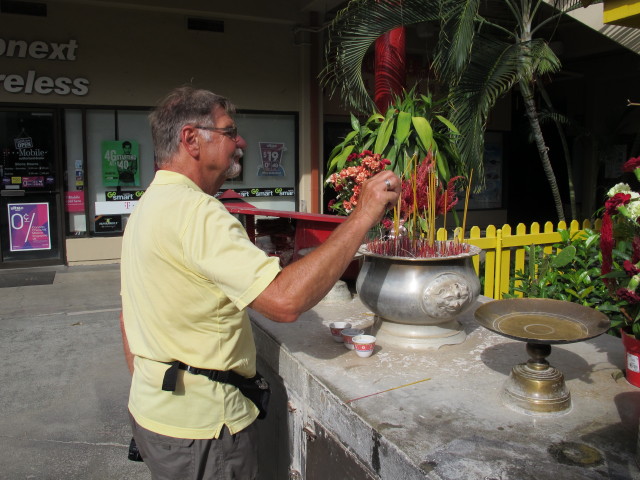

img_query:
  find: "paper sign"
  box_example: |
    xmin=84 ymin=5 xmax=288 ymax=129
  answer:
xmin=65 ymin=191 xmax=85 ymax=212
xmin=8 ymin=202 xmax=51 ymax=251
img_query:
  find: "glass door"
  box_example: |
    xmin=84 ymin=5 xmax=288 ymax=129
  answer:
xmin=0 ymin=109 xmax=63 ymax=267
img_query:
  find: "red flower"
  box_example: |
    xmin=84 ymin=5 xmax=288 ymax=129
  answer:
xmin=616 ymin=287 xmax=640 ymax=304
xmin=436 ymin=176 xmax=463 ymax=215
xmin=624 ymin=260 xmax=640 ymax=277
xmin=397 ymin=154 xmax=461 ymax=222
xmin=623 ymin=156 xmax=640 ymax=173
xmin=605 ymin=193 xmax=631 ymax=215
xmin=633 ymin=237 xmax=640 ymax=264
xmin=600 ymin=212 xmax=614 ymax=277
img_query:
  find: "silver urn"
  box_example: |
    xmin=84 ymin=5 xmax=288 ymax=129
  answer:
xmin=356 ymin=243 xmax=481 ymax=350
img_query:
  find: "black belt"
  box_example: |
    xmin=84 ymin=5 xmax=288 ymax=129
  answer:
xmin=161 ymin=361 xmax=248 ymax=392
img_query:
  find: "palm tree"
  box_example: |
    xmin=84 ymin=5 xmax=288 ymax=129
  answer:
xmin=321 ymin=0 xmax=597 ymax=222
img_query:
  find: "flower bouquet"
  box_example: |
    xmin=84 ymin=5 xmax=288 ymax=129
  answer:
xmin=326 ymin=150 xmax=390 ymax=215
xmin=600 ymin=156 xmax=640 ymax=339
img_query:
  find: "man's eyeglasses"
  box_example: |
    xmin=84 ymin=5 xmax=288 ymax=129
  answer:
xmin=194 ymin=125 xmax=238 ymax=140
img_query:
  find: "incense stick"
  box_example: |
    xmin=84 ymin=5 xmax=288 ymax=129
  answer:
xmin=394 ymin=192 xmax=401 ymax=238
xmin=346 ymin=377 xmax=432 ymax=404
xmin=428 ymin=166 xmax=436 ymax=246
xmin=461 ymin=169 xmax=473 ymax=243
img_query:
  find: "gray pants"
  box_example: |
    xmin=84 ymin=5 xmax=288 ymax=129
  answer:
xmin=129 ymin=412 xmax=258 ymax=480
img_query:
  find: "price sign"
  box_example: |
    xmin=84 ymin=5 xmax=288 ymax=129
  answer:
xmin=257 ymin=142 xmax=286 ymax=176
xmin=8 ymin=202 xmax=51 ymax=251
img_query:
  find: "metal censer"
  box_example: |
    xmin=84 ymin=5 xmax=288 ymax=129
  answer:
xmin=475 ymin=298 xmax=610 ymax=415
xmin=356 ymin=243 xmax=481 ymax=350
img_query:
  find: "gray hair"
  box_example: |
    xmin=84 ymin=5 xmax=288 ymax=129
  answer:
xmin=149 ymin=86 xmax=235 ymax=167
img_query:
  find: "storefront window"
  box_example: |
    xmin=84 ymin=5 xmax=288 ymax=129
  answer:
xmin=63 ymin=107 xmax=153 ymax=237
xmin=222 ymin=112 xmax=298 ymax=211
xmin=64 ymin=109 xmax=85 ymax=235
xmin=63 ymin=108 xmax=297 ymax=238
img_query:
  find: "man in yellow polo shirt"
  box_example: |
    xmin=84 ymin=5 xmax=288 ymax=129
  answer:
xmin=120 ymin=86 xmax=400 ymax=480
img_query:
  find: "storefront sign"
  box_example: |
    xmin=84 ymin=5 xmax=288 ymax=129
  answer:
xmin=216 ymin=187 xmax=295 ymax=198
xmin=94 ymin=215 xmax=122 ymax=234
xmin=8 ymin=202 xmax=51 ymax=251
xmin=0 ymin=38 xmax=89 ymax=96
xmin=105 ymin=190 xmax=145 ymax=201
xmin=65 ymin=191 xmax=85 ymax=212
xmin=257 ymin=142 xmax=286 ymax=176
xmin=95 ymin=200 xmax=137 ymax=215
xmin=102 ymin=140 xmax=140 ymax=187
xmin=2 ymin=133 xmax=54 ymax=188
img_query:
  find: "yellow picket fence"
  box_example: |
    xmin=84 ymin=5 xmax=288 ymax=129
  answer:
xmin=437 ymin=219 xmax=602 ymax=300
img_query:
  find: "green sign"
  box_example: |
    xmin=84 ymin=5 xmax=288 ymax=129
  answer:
xmin=102 ymin=140 xmax=139 ymax=187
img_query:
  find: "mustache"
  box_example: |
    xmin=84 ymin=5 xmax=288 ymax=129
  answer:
xmin=224 ymin=149 xmax=243 ymax=179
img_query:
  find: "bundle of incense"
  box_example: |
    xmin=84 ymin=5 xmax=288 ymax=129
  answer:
xmin=428 ymin=165 xmax=437 ymax=246
xmin=412 ymin=155 xmax=419 ymax=236
xmin=366 ymin=238 xmax=472 ymax=258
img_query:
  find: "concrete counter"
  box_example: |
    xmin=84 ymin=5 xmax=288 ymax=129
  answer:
xmin=250 ymin=295 xmax=640 ymax=480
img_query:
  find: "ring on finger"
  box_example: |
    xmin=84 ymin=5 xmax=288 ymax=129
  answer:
xmin=384 ymin=179 xmax=391 ymax=190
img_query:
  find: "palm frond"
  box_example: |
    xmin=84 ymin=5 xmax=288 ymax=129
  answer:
xmin=538 ymin=109 xmax=571 ymax=126
xmin=449 ymin=37 xmax=522 ymax=187
xmin=528 ymin=39 xmax=562 ymax=75
xmin=321 ymin=0 xmax=449 ymax=113
xmin=434 ymin=0 xmax=482 ymax=81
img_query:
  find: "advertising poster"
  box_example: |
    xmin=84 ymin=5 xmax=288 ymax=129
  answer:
xmin=102 ymin=140 xmax=140 ymax=187
xmin=258 ymin=142 xmax=286 ymax=176
xmin=1 ymin=131 xmax=55 ymax=190
xmin=8 ymin=202 xmax=51 ymax=252
xmin=94 ymin=215 xmax=123 ymax=234
xmin=65 ymin=191 xmax=85 ymax=212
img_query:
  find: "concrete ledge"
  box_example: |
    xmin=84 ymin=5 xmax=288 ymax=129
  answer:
xmin=253 ymin=310 xmax=423 ymax=478
xmin=250 ymin=296 xmax=640 ymax=479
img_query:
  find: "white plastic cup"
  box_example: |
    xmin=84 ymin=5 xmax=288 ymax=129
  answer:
xmin=352 ymin=335 xmax=376 ymax=357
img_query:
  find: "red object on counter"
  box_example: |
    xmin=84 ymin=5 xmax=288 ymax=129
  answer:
xmin=223 ymin=205 xmax=360 ymax=279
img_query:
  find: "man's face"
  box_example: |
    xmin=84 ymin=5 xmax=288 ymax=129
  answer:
xmin=123 ymin=144 xmax=131 ymax=154
xmin=197 ymin=107 xmax=246 ymax=188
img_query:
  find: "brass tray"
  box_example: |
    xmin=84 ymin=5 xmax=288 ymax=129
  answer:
xmin=474 ymin=298 xmax=610 ymax=344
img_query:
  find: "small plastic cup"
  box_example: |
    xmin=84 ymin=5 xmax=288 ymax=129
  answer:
xmin=342 ymin=328 xmax=365 ymax=350
xmin=352 ymin=335 xmax=376 ymax=357
xmin=329 ymin=322 xmax=352 ymax=343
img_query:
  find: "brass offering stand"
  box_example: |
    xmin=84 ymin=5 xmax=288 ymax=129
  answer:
xmin=474 ymin=298 xmax=610 ymax=416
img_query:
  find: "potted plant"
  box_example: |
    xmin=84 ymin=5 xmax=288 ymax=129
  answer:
xmin=325 ymin=95 xmax=480 ymax=350
xmin=600 ymin=156 xmax=640 ymax=387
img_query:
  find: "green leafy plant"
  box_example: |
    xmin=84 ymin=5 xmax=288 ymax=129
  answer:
xmin=326 ymin=89 xmax=462 ymax=182
xmin=506 ymin=229 xmax=626 ymax=336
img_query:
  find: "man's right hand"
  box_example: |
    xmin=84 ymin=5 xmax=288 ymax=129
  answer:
xmin=349 ymin=170 xmax=401 ymax=229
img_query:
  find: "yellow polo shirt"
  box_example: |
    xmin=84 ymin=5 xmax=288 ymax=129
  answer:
xmin=121 ymin=170 xmax=281 ymax=439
